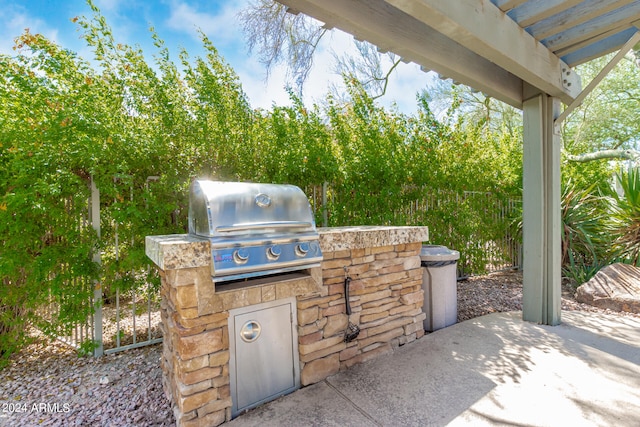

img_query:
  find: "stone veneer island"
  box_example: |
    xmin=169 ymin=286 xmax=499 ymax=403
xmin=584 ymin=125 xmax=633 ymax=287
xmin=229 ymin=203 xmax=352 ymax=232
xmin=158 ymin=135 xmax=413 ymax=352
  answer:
xmin=146 ymin=225 xmax=429 ymax=427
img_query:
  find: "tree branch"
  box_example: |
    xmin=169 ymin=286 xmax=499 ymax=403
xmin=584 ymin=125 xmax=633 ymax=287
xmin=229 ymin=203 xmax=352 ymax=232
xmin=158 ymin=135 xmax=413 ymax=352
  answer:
xmin=564 ymin=149 xmax=640 ymax=163
xmin=371 ymin=58 xmax=401 ymax=100
xmin=238 ymin=0 xmax=327 ymax=88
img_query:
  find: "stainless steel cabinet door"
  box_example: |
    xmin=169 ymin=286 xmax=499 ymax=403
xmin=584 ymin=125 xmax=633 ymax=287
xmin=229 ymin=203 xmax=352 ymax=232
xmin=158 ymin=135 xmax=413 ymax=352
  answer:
xmin=229 ymin=297 xmax=300 ymax=416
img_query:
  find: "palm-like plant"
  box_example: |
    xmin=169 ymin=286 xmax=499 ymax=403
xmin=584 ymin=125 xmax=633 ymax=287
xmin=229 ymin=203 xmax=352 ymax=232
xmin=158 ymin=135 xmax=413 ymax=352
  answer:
xmin=609 ymin=167 xmax=640 ymax=265
xmin=561 ymin=181 xmax=611 ymax=284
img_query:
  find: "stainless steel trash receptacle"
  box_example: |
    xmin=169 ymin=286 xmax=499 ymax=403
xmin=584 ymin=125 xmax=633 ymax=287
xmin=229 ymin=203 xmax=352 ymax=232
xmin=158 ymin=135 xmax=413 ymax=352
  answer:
xmin=420 ymin=245 xmax=460 ymax=331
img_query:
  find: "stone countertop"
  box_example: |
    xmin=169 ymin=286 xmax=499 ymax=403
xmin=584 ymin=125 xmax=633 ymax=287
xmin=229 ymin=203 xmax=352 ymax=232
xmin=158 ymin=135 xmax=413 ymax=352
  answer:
xmin=145 ymin=235 xmax=210 ymax=271
xmin=318 ymin=226 xmax=429 ymax=252
xmin=146 ymin=226 xmax=429 ymax=270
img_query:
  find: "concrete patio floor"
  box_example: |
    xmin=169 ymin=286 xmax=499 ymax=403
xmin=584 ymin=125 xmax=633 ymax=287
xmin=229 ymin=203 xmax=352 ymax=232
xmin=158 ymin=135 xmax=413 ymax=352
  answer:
xmin=226 ymin=310 xmax=640 ymax=427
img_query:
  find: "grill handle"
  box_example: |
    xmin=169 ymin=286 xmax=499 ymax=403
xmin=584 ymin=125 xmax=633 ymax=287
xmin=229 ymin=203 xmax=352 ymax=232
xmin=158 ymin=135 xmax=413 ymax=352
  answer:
xmin=216 ymin=221 xmax=312 ymax=233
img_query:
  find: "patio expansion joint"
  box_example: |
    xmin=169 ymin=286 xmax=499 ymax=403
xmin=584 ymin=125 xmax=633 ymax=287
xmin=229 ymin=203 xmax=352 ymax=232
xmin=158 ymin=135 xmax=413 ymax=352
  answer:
xmin=324 ymin=379 xmax=382 ymax=426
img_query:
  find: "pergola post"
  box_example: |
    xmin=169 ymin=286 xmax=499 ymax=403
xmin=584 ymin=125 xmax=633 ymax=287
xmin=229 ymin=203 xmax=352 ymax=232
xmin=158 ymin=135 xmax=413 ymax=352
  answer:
xmin=522 ymin=92 xmax=562 ymax=326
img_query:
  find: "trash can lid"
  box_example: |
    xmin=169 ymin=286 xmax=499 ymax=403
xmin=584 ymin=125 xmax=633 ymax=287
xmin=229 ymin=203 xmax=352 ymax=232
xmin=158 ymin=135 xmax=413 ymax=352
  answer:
xmin=420 ymin=244 xmax=460 ymax=262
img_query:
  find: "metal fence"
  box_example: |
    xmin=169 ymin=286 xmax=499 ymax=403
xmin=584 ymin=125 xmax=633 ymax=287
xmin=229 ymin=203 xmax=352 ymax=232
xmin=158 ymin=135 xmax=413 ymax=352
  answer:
xmin=94 ymin=176 xmax=164 ymax=356
xmin=37 ymin=185 xmax=98 ymax=355
xmin=406 ymin=189 xmax=522 ymax=277
xmin=306 ymin=183 xmax=522 ymax=277
xmin=40 ymin=177 xmax=163 ymax=356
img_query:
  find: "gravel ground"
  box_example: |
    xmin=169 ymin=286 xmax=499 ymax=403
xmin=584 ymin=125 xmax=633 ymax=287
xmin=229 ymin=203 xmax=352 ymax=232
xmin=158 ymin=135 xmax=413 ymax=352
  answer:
xmin=2 ymin=270 xmax=639 ymax=427
xmin=0 ymin=338 xmax=172 ymax=427
xmin=457 ymin=269 xmax=640 ymax=322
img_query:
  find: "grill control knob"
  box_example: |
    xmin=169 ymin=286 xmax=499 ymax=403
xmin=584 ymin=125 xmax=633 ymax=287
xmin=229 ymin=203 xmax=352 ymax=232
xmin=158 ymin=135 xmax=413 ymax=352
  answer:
xmin=309 ymin=241 xmax=320 ymax=254
xmin=295 ymin=242 xmax=310 ymax=257
xmin=267 ymin=245 xmax=282 ymax=260
xmin=233 ymin=248 xmax=249 ymax=264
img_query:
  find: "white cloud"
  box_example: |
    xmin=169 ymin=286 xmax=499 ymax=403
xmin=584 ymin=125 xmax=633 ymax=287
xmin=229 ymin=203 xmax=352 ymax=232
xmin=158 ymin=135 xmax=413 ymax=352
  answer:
xmin=382 ymin=62 xmax=435 ymax=113
xmin=237 ymin=61 xmax=292 ymax=110
xmin=232 ymin=25 xmax=347 ymax=110
xmin=165 ymin=0 xmax=244 ymax=45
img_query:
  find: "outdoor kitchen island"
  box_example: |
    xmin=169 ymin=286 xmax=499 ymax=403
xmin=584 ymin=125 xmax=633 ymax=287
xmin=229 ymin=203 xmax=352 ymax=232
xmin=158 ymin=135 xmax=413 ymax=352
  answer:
xmin=146 ymin=225 xmax=429 ymax=427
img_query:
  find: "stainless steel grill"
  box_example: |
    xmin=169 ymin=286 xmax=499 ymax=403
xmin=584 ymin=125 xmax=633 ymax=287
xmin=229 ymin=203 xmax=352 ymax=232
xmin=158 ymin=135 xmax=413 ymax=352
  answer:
xmin=189 ymin=180 xmax=323 ymax=283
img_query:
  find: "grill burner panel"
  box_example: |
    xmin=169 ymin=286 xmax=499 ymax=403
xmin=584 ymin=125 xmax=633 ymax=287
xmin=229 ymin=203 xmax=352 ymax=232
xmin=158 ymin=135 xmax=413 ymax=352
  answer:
xmin=210 ymin=240 xmax=321 ymax=280
xmin=189 ymin=180 xmax=323 ymax=283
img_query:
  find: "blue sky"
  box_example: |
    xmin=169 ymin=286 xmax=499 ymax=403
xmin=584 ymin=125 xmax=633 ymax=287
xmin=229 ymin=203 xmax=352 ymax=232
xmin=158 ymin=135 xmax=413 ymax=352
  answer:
xmin=0 ymin=0 xmax=432 ymax=113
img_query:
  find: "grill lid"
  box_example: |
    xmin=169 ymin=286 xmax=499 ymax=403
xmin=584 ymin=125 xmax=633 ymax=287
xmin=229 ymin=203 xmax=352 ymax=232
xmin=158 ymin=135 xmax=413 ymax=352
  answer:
xmin=189 ymin=180 xmax=317 ymax=238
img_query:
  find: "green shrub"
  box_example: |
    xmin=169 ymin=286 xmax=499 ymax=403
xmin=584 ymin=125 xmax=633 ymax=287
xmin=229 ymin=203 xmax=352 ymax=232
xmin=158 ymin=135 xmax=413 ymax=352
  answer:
xmin=608 ymin=167 xmax=640 ymax=265
xmin=560 ymin=181 xmax=614 ymax=284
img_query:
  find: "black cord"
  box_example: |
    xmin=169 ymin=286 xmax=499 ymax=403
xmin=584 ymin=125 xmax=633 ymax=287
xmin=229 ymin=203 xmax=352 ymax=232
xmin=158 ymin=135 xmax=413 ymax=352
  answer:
xmin=344 ymin=276 xmax=352 ymax=315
